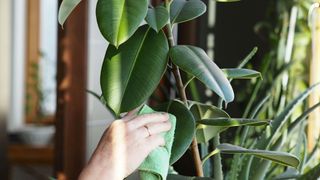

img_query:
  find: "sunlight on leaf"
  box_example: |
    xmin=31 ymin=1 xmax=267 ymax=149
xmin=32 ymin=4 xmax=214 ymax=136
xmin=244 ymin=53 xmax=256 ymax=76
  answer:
xmin=58 ymin=0 xmax=82 ymax=26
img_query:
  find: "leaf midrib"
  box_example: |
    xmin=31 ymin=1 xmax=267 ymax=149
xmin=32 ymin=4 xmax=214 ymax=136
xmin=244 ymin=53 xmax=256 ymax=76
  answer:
xmin=119 ymin=28 xmax=151 ymax=111
xmin=181 ymin=46 xmax=225 ymax=99
xmin=116 ymin=0 xmax=126 ymax=46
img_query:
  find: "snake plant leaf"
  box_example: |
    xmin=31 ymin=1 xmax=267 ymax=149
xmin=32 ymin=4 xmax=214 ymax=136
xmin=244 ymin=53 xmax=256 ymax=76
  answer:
xmin=164 ymin=100 xmax=195 ymax=165
xmin=217 ymin=144 xmax=300 ymax=168
xmin=297 ymin=163 xmax=320 ymax=180
xmin=58 ymin=0 xmax=81 ymax=26
xmin=215 ymin=0 xmax=240 ymax=2
xmin=256 ymin=83 xmax=320 ymax=149
xmin=100 ymin=25 xmax=169 ymax=114
xmin=169 ymin=45 xmax=234 ymax=103
xmin=167 ymin=174 xmax=213 ymax=180
xmin=237 ymin=47 xmax=258 ymax=68
xmin=274 ymin=169 xmax=300 ymax=180
xmin=198 ymin=118 xmax=271 ymax=127
xmin=189 ymin=102 xmax=230 ymax=143
xmin=222 ymin=68 xmax=262 ymax=80
xmin=170 ymin=0 xmax=206 ymax=24
xmin=96 ymin=0 xmax=148 ymax=47
xmin=145 ymin=6 xmax=169 ymax=32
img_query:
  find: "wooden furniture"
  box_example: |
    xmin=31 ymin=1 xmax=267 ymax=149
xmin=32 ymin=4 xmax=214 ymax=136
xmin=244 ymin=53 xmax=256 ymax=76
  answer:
xmin=8 ymin=144 xmax=54 ymax=179
xmin=8 ymin=144 xmax=53 ymax=165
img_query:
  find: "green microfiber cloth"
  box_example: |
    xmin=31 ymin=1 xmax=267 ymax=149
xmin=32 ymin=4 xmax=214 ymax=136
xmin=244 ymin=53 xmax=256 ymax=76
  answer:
xmin=137 ymin=105 xmax=176 ymax=180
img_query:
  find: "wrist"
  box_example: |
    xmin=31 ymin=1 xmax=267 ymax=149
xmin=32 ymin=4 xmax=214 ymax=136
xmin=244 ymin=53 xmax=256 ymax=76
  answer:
xmin=80 ymin=151 xmax=125 ymax=180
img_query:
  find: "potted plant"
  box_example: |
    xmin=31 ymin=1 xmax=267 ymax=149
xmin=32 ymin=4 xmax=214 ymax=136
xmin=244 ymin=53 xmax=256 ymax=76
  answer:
xmin=57 ymin=0 xmax=320 ymax=179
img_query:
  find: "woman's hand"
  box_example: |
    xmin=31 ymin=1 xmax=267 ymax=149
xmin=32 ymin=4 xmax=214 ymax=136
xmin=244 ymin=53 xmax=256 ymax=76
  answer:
xmin=79 ymin=110 xmax=171 ymax=180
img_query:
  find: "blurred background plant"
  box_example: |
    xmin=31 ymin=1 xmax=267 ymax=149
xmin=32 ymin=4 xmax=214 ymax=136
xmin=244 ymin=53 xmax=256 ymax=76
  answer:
xmin=225 ymin=0 xmax=320 ymax=179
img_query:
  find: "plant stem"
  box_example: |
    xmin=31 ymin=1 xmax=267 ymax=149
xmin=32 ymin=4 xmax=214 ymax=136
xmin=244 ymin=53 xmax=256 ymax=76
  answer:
xmin=163 ymin=8 xmax=203 ymax=176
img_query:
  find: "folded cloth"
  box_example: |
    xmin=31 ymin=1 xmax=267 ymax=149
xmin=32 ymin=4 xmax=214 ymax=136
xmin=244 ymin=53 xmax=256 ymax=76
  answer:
xmin=138 ymin=105 xmax=176 ymax=180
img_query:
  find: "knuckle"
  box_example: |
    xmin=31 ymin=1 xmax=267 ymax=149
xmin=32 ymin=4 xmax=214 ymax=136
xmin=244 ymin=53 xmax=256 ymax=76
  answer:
xmin=110 ymin=120 xmax=126 ymax=130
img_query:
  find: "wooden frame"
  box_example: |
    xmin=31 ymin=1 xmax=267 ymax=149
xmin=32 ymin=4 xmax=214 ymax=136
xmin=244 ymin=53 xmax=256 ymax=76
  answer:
xmin=54 ymin=0 xmax=88 ymax=179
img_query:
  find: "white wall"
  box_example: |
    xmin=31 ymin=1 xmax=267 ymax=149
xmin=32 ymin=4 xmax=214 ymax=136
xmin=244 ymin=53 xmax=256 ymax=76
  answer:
xmin=39 ymin=0 xmax=58 ymax=115
xmin=5 ymin=0 xmax=113 ymax=161
xmin=86 ymin=0 xmax=115 ymax=161
xmin=0 ymin=0 xmax=11 ymax=115
xmin=8 ymin=0 xmax=27 ymax=131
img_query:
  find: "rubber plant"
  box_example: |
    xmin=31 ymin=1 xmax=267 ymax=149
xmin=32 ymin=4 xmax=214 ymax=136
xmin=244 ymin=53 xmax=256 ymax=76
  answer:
xmin=58 ymin=0 xmax=303 ymax=179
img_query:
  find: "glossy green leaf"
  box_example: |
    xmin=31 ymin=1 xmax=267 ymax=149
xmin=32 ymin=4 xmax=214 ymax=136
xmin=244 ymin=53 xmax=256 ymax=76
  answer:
xmin=100 ymin=25 xmax=168 ymax=114
xmin=188 ymin=101 xmax=230 ymax=118
xmin=96 ymin=0 xmax=148 ymax=47
xmin=164 ymin=100 xmax=195 ymax=165
xmin=189 ymin=102 xmax=229 ymax=143
xmin=218 ymin=144 xmax=300 ymax=168
xmin=170 ymin=0 xmax=206 ymax=24
xmin=222 ymin=68 xmax=262 ymax=80
xmin=198 ymin=118 xmax=271 ymax=127
xmin=145 ymin=6 xmax=169 ymax=32
xmin=167 ymin=174 xmax=213 ymax=180
xmin=169 ymin=45 xmax=234 ymax=103
xmin=58 ymin=0 xmax=81 ymax=26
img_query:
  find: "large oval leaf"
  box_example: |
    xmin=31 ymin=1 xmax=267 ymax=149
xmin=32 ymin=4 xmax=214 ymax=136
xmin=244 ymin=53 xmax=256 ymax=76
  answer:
xmin=163 ymin=100 xmax=195 ymax=165
xmin=169 ymin=45 xmax=234 ymax=103
xmin=96 ymin=0 xmax=148 ymax=47
xmin=101 ymin=25 xmax=169 ymax=114
xmin=58 ymin=0 xmax=82 ymax=26
xmin=170 ymin=0 xmax=207 ymax=24
xmin=217 ymin=144 xmax=300 ymax=168
xmin=145 ymin=6 xmax=169 ymax=32
xmin=198 ymin=118 xmax=271 ymax=127
xmin=189 ymin=102 xmax=230 ymax=143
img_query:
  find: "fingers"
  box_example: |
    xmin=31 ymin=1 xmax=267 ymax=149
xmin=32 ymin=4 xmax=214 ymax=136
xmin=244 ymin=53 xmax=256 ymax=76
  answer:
xmin=130 ymin=120 xmax=171 ymax=141
xmin=145 ymin=121 xmax=172 ymax=136
xmin=126 ymin=113 xmax=169 ymax=131
xmin=144 ymin=135 xmax=165 ymax=154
